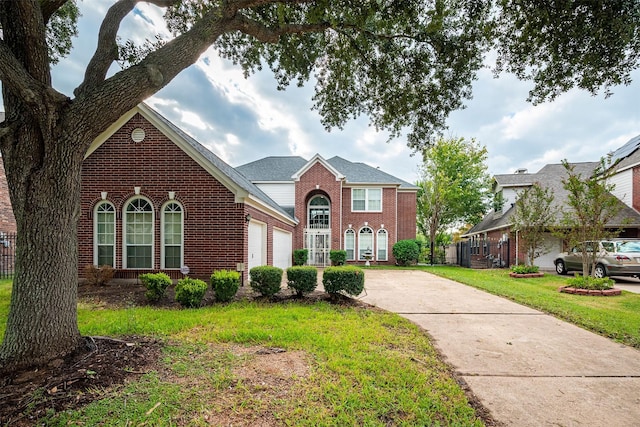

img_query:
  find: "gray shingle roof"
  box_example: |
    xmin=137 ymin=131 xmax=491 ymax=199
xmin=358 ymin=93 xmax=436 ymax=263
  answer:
xmin=236 ymin=156 xmax=307 ymax=181
xmin=237 ymin=155 xmax=418 ymax=189
xmin=466 ymin=161 xmax=640 ymax=235
xmin=144 ymin=104 xmax=295 ymax=222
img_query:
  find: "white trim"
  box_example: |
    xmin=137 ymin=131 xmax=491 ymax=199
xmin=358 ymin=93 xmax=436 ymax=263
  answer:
xmin=291 ymin=153 xmax=345 ymax=181
xmin=345 ymin=229 xmax=355 ymax=261
xmin=122 ymin=196 xmax=154 ymax=269
xmin=160 ymin=200 xmax=184 ymax=269
xmin=93 ymin=201 xmax=116 ymax=267
xmin=376 ymin=229 xmax=388 ymax=261
xmin=84 ymin=103 xmax=297 ymax=227
xmin=351 ymin=188 xmax=383 ymax=212
xmin=358 ymin=226 xmax=374 ymax=260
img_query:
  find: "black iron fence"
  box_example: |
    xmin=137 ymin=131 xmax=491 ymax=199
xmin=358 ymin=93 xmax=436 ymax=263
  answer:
xmin=0 ymin=232 xmax=16 ymax=279
xmin=456 ymin=237 xmax=511 ymax=269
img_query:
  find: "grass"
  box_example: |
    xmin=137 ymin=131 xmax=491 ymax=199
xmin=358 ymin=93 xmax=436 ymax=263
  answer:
xmin=0 ymin=281 xmax=484 ymax=426
xmin=392 ymin=265 xmax=640 ymax=348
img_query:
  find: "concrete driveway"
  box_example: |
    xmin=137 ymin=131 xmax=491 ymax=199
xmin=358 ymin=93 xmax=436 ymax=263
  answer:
xmin=358 ymin=269 xmax=640 ymax=426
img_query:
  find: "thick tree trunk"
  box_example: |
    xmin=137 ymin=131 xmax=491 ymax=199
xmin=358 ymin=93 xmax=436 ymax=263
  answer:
xmin=0 ymin=121 xmax=85 ymax=370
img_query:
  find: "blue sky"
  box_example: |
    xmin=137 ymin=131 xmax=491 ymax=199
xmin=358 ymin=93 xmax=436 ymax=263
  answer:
xmin=50 ymin=1 xmax=640 ymax=184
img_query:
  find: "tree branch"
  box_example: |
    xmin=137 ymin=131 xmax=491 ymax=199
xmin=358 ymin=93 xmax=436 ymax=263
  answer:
xmin=75 ymin=0 xmax=179 ymax=97
xmin=40 ymin=0 xmax=68 ymax=24
xmin=233 ymin=13 xmax=330 ymax=43
xmin=0 ymin=40 xmax=66 ymax=111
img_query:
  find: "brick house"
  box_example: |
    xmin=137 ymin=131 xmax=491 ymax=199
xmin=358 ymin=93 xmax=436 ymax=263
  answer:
xmin=463 ymin=136 xmax=640 ymax=270
xmin=78 ymin=103 xmax=417 ymax=281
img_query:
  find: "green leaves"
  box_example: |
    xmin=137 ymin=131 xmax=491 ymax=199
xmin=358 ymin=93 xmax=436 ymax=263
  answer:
xmin=417 ymin=136 xmax=490 ymax=240
xmin=494 ymin=0 xmax=640 ymax=103
xmin=208 ymin=0 xmax=492 ymax=149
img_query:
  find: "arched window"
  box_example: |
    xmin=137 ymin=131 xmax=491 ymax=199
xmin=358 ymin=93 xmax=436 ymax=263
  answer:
xmin=345 ymin=229 xmax=355 ymax=260
xmin=124 ymin=198 xmax=153 ymax=269
xmin=94 ymin=201 xmax=115 ymax=266
xmin=162 ymin=202 xmax=183 ymax=269
xmin=377 ymin=229 xmax=388 ymax=261
xmin=308 ymin=195 xmax=330 ymax=229
xmin=358 ymin=226 xmax=374 ymax=260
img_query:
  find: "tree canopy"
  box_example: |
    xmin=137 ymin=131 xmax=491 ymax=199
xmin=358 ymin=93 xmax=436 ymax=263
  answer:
xmin=417 ymin=136 xmax=490 ymax=264
xmin=0 ymin=0 xmax=639 ymax=369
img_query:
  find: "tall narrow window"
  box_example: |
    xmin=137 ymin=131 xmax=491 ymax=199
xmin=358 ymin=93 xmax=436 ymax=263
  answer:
xmin=162 ymin=202 xmax=183 ymax=269
xmin=308 ymin=195 xmax=330 ymax=229
xmin=377 ymin=229 xmax=388 ymax=261
xmin=358 ymin=226 xmax=374 ymax=260
xmin=95 ymin=202 xmax=115 ymax=266
xmin=345 ymin=229 xmax=355 ymax=260
xmin=124 ymin=198 xmax=153 ymax=269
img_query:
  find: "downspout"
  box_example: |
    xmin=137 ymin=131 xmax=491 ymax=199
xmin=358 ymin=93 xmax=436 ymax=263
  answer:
xmin=515 ymin=229 xmax=519 ymax=265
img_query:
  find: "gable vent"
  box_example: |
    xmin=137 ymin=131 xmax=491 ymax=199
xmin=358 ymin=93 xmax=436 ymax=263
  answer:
xmin=131 ymin=128 xmax=146 ymax=143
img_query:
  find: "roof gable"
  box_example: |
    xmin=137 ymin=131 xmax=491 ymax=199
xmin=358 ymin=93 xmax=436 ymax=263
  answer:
xmin=292 ymin=154 xmax=345 ymax=181
xmin=85 ymin=103 xmax=296 ymax=225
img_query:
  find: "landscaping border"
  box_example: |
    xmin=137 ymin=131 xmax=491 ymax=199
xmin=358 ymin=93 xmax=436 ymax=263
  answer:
xmin=558 ymin=286 xmax=621 ymax=296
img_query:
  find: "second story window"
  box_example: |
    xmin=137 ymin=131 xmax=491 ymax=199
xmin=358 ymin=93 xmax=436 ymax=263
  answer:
xmin=308 ymin=195 xmax=330 ymax=229
xmin=352 ymin=188 xmax=382 ymax=212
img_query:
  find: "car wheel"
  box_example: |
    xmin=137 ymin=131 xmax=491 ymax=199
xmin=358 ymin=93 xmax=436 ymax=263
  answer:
xmin=594 ymin=264 xmax=607 ymax=278
xmin=555 ymin=260 xmax=567 ymax=275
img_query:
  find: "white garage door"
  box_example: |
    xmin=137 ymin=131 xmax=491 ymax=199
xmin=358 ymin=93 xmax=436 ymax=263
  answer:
xmin=273 ymin=228 xmax=292 ymax=270
xmin=532 ymin=234 xmax=563 ymax=271
xmin=248 ymin=220 xmax=266 ymax=272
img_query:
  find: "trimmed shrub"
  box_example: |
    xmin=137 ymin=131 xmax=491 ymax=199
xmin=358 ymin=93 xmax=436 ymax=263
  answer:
xmin=175 ymin=277 xmax=208 ymax=308
xmin=250 ymin=266 xmax=283 ymax=297
xmin=286 ymin=266 xmax=318 ymax=296
xmin=293 ymin=249 xmax=308 ymax=266
xmin=329 ymin=250 xmax=347 ymax=266
xmin=322 ymin=266 xmax=365 ymax=297
xmin=392 ymin=239 xmax=420 ymax=266
xmin=211 ymin=269 xmax=240 ymax=302
xmin=83 ymin=264 xmax=115 ymax=286
xmin=510 ymin=264 xmax=540 ymax=274
xmin=567 ymin=275 xmax=614 ymax=290
xmin=139 ymin=272 xmax=172 ymax=302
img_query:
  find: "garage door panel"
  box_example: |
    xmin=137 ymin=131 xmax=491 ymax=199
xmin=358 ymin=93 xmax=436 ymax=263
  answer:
xmin=273 ymin=229 xmax=292 ymax=270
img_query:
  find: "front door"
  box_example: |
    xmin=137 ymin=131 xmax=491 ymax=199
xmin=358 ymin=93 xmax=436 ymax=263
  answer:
xmin=305 ymin=230 xmax=330 ymax=266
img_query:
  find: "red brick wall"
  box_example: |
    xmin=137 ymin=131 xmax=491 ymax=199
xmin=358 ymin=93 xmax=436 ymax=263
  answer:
xmin=293 ymin=162 xmax=343 ymax=250
xmin=0 ymin=160 xmax=16 ymax=233
xmin=397 ymin=191 xmax=417 ymax=241
xmin=79 ymin=113 xmax=293 ymax=280
xmin=293 ymin=160 xmax=418 ymax=265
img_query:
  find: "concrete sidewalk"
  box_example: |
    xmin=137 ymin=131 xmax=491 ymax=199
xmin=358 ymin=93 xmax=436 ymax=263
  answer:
xmin=358 ymin=269 xmax=640 ymax=426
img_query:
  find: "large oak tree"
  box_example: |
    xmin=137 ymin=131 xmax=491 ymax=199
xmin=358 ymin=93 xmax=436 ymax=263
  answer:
xmin=1 ymin=0 xmax=639 ymax=369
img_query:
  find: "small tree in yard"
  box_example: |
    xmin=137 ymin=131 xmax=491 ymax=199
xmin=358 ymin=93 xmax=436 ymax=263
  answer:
xmin=511 ymin=182 xmax=557 ymax=266
xmin=417 ymin=137 xmax=490 ymax=265
xmin=555 ymin=160 xmax=622 ymax=277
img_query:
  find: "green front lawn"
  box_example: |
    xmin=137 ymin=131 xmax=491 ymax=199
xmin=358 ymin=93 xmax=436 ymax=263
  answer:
xmin=0 ymin=280 xmax=484 ymax=426
xmin=406 ymin=266 xmax=640 ymax=348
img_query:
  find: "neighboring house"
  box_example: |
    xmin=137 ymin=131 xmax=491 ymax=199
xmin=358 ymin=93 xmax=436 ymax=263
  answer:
xmin=463 ymin=144 xmax=640 ymax=270
xmin=78 ymin=103 xmax=417 ymax=281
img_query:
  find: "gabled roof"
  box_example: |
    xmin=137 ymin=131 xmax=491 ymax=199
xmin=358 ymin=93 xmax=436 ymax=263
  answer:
xmin=85 ymin=103 xmax=296 ymax=225
xmin=611 ymin=134 xmax=640 ymax=173
xmin=237 ymin=155 xmax=418 ymax=190
xmin=465 ymin=161 xmax=640 ymax=236
xmin=292 ymin=154 xmax=345 ymax=182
